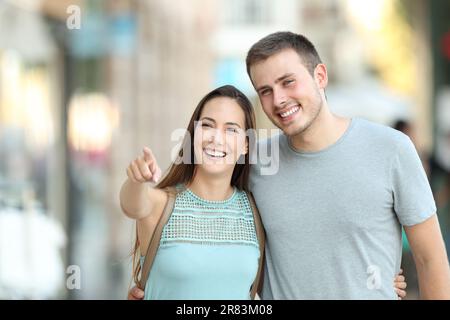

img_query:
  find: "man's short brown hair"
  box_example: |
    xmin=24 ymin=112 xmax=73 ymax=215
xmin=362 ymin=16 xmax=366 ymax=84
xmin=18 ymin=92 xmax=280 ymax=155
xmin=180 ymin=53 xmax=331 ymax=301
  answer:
xmin=246 ymin=31 xmax=322 ymax=80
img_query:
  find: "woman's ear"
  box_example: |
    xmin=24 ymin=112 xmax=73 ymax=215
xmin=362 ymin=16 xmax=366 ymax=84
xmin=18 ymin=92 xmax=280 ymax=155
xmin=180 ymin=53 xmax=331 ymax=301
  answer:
xmin=243 ymin=140 xmax=249 ymax=155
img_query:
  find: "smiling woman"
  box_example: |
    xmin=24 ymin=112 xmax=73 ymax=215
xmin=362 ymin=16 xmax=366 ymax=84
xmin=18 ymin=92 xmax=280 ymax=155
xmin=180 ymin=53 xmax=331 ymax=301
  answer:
xmin=194 ymin=97 xmax=248 ymax=169
xmin=119 ymin=85 xmax=266 ymax=300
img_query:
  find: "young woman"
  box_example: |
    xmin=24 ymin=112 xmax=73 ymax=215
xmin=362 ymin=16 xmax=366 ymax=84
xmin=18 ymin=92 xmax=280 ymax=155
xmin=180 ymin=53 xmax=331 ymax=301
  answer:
xmin=120 ymin=85 xmax=407 ymax=300
xmin=120 ymin=85 xmax=261 ymax=300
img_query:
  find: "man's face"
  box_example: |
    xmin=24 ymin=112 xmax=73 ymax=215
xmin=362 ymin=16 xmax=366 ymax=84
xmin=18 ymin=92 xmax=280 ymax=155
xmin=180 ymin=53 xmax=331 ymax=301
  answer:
xmin=250 ymin=49 xmax=327 ymax=137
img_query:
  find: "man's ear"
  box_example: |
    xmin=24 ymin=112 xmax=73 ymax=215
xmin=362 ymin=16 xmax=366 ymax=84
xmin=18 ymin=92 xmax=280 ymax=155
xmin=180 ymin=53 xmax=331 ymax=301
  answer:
xmin=314 ymin=63 xmax=328 ymax=89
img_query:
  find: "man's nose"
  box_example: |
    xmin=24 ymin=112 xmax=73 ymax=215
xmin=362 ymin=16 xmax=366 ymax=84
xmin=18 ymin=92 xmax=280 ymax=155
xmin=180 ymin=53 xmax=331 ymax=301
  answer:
xmin=273 ymin=88 xmax=287 ymax=108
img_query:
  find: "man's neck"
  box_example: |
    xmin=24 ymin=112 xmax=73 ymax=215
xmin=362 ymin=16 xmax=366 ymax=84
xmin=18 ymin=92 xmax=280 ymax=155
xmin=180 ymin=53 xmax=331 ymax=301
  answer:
xmin=289 ymin=106 xmax=351 ymax=153
xmin=187 ymin=170 xmax=234 ymax=201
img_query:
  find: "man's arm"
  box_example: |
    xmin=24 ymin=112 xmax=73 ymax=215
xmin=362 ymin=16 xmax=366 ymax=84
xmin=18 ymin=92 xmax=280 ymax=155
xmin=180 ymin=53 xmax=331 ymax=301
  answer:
xmin=404 ymin=214 xmax=450 ymax=299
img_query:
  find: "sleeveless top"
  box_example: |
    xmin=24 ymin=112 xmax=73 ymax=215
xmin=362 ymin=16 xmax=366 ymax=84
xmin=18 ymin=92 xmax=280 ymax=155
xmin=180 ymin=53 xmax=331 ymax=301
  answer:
xmin=141 ymin=185 xmax=260 ymax=300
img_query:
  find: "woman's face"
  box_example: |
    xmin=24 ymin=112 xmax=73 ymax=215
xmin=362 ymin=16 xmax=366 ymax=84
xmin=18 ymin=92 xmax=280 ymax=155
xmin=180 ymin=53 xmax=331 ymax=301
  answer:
xmin=193 ymin=97 xmax=248 ymax=176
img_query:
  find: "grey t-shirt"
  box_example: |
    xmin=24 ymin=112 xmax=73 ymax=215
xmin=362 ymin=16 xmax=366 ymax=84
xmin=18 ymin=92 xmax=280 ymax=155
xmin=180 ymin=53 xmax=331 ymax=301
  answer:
xmin=249 ymin=117 xmax=436 ymax=299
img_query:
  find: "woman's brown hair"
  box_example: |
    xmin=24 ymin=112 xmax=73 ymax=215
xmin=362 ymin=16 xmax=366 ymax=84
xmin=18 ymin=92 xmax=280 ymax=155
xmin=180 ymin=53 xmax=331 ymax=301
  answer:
xmin=131 ymin=85 xmax=256 ymax=286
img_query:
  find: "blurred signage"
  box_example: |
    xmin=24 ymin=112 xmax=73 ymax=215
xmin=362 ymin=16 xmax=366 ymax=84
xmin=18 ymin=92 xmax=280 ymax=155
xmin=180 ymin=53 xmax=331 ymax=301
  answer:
xmin=69 ymin=12 xmax=136 ymax=58
xmin=67 ymin=92 xmax=119 ymax=159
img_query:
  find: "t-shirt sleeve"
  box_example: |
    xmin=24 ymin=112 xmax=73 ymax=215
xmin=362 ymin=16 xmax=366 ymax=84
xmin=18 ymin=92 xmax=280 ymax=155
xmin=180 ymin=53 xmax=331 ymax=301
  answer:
xmin=391 ymin=135 xmax=437 ymax=226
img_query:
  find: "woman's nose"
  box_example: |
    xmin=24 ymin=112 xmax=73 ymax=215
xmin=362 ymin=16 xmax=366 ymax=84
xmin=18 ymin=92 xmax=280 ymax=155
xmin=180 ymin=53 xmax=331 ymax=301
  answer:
xmin=209 ymin=128 xmax=225 ymax=145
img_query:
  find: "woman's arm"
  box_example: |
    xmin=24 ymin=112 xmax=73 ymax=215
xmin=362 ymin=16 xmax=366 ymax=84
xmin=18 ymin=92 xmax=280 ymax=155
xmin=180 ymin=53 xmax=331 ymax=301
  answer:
xmin=120 ymin=147 xmax=162 ymax=220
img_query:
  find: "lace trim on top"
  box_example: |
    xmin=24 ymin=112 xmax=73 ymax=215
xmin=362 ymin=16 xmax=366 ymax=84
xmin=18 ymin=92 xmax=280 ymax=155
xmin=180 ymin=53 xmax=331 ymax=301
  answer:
xmin=160 ymin=186 xmax=258 ymax=248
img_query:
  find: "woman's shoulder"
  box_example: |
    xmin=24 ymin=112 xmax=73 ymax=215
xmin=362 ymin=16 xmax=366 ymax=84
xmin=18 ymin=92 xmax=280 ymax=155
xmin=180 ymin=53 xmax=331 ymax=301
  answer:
xmin=234 ymin=189 xmax=255 ymax=215
xmin=147 ymin=187 xmax=170 ymax=215
xmin=149 ymin=186 xmax=168 ymax=200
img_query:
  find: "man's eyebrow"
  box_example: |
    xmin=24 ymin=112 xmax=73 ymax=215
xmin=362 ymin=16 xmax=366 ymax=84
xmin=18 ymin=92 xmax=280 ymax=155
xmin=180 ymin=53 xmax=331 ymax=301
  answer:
xmin=255 ymin=73 xmax=295 ymax=92
xmin=275 ymin=73 xmax=295 ymax=84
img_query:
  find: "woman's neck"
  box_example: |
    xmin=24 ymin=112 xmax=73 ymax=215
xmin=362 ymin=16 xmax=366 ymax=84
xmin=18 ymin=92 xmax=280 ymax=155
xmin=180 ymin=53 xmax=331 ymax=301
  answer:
xmin=187 ymin=170 xmax=234 ymax=201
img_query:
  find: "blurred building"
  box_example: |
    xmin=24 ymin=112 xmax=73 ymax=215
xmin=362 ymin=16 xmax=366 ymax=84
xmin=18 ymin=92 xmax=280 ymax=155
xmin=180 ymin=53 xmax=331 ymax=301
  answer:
xmin=0 ymin=0 xmax=215 ymax=299
xmin=429 ymin=0 xmax=450 ymax=269
xmin=0 ymin=0 xmax=67 ymax=298
xmin=213 ymin=0 xmax=300 ymax=133
xmin=106 ymin=0 xmax=215 ymax=299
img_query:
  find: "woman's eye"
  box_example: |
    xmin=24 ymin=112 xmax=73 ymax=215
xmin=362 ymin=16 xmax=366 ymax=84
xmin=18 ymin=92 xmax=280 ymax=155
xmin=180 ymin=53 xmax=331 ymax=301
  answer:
xmin=226 ymin=128 xmax=238 ymax=133
xmin=201 ymin=123 xmax=212 ymax=128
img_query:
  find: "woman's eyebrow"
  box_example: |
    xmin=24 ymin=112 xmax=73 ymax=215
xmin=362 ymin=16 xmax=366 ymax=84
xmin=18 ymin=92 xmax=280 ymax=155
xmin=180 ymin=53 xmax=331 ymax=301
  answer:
xmin=199 ymin=117 xmax=215 ymax=123
xmin=200 ymin=117 xmax=242 ymax=128
xmin=225 ymin=122 xmax=241 ymax=128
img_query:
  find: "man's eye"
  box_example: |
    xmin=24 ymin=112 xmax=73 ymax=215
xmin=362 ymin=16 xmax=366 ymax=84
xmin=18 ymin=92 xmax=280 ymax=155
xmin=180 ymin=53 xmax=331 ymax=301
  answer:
xmin=261 ymin=90 xmax=271 ymax=96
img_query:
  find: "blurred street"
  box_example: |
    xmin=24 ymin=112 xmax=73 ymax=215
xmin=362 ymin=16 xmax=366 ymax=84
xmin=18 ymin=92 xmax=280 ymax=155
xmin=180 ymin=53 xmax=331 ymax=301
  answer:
xmin=0 ymin=0 xmax=449 ymax=299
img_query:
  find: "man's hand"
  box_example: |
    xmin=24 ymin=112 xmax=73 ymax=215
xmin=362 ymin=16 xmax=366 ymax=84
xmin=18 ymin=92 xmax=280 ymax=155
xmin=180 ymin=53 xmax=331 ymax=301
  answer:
xmin=128 ymin=286 xmax=145 ymax=300
xmin=394 ymin=269 xmax=407 ymax=300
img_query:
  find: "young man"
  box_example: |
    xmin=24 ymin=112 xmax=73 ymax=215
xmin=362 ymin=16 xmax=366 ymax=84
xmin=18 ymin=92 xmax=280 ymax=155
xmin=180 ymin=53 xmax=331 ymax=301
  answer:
xmin=129 ymin=32 xmax=450 ymax=299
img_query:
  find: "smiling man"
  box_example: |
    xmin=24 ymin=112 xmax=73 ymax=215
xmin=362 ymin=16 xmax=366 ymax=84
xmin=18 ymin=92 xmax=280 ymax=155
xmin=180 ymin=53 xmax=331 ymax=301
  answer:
xmin=246 ymin=31 xmax=450 ymax=299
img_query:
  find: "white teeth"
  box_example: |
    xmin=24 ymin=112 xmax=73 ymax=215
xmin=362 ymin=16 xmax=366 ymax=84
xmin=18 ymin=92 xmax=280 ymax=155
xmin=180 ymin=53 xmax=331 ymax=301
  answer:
xmin=204 ymin=149 xmax=226 ymax=158
xmin=280 ymin=106 xmax=299 ymax=118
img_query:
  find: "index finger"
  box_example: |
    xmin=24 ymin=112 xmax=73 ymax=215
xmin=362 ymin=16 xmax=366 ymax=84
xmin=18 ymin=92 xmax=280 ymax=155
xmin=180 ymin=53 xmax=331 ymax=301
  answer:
xmin=142 ymin=147 xmax=154 ymax=163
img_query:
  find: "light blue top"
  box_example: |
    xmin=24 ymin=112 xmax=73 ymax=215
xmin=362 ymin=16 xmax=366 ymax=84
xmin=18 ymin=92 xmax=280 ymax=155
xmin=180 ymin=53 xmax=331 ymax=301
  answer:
xmin=141 ymin=185 xmax=260 ymax=300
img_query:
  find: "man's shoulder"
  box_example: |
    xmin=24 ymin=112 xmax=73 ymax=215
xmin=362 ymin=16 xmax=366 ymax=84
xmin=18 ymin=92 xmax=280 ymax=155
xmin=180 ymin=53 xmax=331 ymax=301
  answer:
xmin=354 ymin=117 xmax=411 ymax=148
